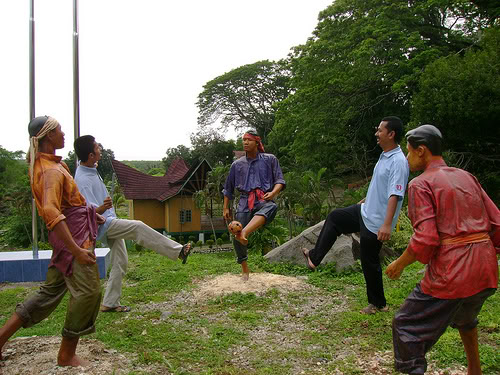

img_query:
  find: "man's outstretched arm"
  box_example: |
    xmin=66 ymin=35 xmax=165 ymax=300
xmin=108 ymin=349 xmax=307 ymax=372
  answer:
xmin=385 ymin=247 xmax=417 ymax=280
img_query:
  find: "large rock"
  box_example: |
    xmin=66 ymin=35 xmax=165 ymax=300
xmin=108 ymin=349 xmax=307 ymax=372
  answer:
xmin=264 ymin=221 xmax=356 ymax=272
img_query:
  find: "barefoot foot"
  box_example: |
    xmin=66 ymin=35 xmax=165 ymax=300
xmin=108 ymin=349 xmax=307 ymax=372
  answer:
xmin=234 ymin=232 xmax=248 ymax=246
xmin=241 ymin=273 xmax=249 ymax=281
xmin=57 ymin=354 xmax=91 ymax=367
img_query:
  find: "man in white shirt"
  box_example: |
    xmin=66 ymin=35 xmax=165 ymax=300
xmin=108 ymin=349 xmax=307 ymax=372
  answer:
xmin=302 ymin=116 xmax=409 ymax=314
xmin=74 ymin=135 xmax=191 ymax=313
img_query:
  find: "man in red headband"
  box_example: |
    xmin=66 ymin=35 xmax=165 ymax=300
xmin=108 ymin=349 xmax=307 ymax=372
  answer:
xmin=223 ymin=130 xmax=285 ymax=280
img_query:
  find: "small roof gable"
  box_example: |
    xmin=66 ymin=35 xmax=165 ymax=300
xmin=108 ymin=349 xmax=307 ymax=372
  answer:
xmin=112 ymin=158 xmax=211 ymax=201
xmin=112 ymin=158 xmax=189 ymax=201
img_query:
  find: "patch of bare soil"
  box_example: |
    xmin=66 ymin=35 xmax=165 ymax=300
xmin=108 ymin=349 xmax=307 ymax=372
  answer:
xmin=192 ymin=272 xmax=312 ymax=299
xmin=0 ymin=336 xmax=133 ymax=375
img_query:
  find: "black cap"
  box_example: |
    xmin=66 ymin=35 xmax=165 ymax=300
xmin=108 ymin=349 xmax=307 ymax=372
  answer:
xmin=406 ymin=124 xmax=443 ymax=155
xmin=406 ymin=124 xmax=442 ymax=145
xmin=28 ymin=116 xmax=49 ymax=137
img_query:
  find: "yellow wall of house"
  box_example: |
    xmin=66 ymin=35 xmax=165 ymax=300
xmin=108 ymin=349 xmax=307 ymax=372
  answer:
xmin=132 ymin=200 xmax=165 ymax=229
xmin=167 ymin=196 xmax=201 ymax=233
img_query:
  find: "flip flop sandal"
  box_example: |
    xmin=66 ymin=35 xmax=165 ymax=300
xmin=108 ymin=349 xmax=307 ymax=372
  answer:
xmin=179 ymin=244 xmax=192 ymax=264
xmin=302 ymin=248 xmax=316 ymax=271
xmin=101 ymin=305 xmax=131 ymax=313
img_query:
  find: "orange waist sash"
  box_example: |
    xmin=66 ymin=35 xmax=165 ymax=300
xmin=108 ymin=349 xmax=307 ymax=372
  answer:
xmin=441 ymin=232 xmax=490 ymax=246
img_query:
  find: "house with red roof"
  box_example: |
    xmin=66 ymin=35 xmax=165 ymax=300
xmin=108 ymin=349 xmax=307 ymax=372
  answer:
xmin=111 ymin=158 xmax=213 ymax=235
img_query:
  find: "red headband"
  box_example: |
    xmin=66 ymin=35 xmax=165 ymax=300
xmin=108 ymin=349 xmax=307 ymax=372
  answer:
xmin=243 ymin=133 xmax=265 ymax=152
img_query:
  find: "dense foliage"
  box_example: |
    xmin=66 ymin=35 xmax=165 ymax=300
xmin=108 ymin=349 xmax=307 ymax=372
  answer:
xmin=64 ymin=147 xmax=116 ymax=182
xmin=269 ymin=0 xmax=496 ymax=179
xmin=162 ymin=128 xmax=236 ymax=170
xmin=197 ymin=60 xmax=292 ymax=143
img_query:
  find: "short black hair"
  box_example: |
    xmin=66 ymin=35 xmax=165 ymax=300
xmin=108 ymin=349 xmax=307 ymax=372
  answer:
xmin=406 ymin=124 xmax=443 ymax=156
xmin=74 ymin=135 xmax=96 ymax=162
xmin=381 ymin=116 xmax=404 ymax=143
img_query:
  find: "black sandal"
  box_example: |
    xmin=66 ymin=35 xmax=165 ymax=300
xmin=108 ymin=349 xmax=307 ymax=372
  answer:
xmin=179 ymin=243 xmax=192 ymax=264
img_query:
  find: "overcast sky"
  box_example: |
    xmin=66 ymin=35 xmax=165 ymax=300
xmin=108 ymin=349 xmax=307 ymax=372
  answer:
xmin=1 ymin=0 xmax=332 ymax=161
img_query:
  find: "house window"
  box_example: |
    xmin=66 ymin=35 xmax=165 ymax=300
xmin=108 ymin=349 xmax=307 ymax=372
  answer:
xmin=179 ymin=209 xmax=192 ymax=224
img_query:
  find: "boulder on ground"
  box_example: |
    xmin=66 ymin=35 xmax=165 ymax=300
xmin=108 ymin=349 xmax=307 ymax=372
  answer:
xmin=264 ymin=221 xmax=356 ymax=272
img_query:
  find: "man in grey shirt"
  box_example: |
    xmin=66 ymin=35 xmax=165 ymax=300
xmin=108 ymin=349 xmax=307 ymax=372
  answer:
xmin=74 ymin=135 xmax=190 ymax=312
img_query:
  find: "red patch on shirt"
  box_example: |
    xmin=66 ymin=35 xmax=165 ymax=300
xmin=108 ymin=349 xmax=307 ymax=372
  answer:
xmin=396 ymin=184 xmax=402 ymax=191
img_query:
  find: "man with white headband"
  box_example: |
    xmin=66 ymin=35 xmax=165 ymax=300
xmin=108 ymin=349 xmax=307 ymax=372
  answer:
xmin=223 ymin=130 xmax=285 ymax=280
xmin=0 ymin=116 xmax=102 ymax=367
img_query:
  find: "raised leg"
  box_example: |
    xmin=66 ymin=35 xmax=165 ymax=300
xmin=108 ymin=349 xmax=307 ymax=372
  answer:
xmin=235 ymin=215 xmax=266 ymax=246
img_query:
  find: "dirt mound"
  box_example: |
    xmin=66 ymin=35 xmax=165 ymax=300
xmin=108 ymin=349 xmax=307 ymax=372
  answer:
xmin=192 ymin=272 xmax=313 ymax=299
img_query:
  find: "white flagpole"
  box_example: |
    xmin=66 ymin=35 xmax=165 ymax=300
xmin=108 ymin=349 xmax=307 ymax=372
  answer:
xmin=30 ymin=0 xmax=38 ymax=258
xmin=73 ymin=0 xmax=80 ymax=143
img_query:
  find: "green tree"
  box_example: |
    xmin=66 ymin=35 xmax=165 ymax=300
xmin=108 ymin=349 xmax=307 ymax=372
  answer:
xmin=0 ymin=146 xmax=43 ymax=247
xmin=193 ymin=164 xmax=230 ymax=245
xmin=190 ymin=128 xmax=236 ymax=167
xmin=147 ymin=167 xmax=166 ymax=176
xmin=411 ymin=27 xmax=500 ymax=200
xmin=0 ymin=147 xmax=26 ymax=200
xmin=97 ymin=147 xmax=116 ymax=182
xmin=197 ymin=60 xmax=291 ymax=143
xmin=65 ymin=146 xmax=115 ymax=182
xmin=162 ymin=145 xmax=194 ymax=171
xmin=268 ymin=0 xmax=487 ymax=178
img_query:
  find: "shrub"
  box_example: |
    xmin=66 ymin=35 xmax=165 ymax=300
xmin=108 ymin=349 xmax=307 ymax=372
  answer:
xmin=216 ymin=238 xmax=223 ymax=246
xmin=188 ymin=235 xmax=196 ymax=242
xmin=221 ymin=233 xmax=229 ymax=242
xmin=206 ymin=239 xmax=214 ymax=248
xmin=196 ymin=240 xmax=203 ymax=248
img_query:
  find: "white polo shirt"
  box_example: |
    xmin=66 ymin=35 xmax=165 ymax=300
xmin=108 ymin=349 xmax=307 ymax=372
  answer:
xmin=361 ymin=146 xmax=409 ymax=234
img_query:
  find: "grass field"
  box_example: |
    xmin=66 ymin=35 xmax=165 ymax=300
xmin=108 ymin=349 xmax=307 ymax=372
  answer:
xmin=0 ymin=248 xmax=498 ymax=374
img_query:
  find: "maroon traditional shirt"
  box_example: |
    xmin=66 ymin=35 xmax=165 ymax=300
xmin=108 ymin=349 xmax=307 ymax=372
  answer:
xmin=407 ymin=159 xmax=499 ymax=299
xmin=32 ymin=153 xmax=97 ymax=276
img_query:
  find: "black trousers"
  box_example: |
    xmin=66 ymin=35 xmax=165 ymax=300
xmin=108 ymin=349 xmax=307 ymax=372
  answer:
xmin=308 ymin=204 xmax=386 ymax=308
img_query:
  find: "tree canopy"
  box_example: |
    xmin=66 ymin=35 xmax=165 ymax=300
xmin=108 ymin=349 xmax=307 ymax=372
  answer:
xmin=162 ymin=129 xmax=236 ymax=171
xmin=268 ymin=0 xmax=491 ymax=178
xmin=196 ymin=60 xmax=292 ymax=143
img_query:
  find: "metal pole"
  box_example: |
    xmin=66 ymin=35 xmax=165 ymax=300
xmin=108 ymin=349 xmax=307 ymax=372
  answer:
xmin=30 ymin=0 xmax=39 ymax=258
xmin=73 ymin=0 xmax=80 ymax=142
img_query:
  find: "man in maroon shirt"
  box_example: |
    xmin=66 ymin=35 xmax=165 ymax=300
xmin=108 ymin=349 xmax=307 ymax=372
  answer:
xmin=386 ymin=124 xmax=499 ymax=375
